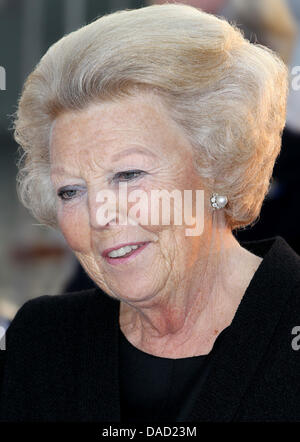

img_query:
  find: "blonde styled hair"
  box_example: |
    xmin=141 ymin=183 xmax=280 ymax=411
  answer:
xmin=14 ymin=3 xmax=288 ymax=230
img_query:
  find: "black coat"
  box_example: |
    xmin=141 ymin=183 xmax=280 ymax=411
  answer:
xmin=0 ymin=236 xmax=300 ymax=422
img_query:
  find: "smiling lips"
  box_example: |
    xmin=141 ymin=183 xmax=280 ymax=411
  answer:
xmin=101 ymin=241 xmax=150 ymax=263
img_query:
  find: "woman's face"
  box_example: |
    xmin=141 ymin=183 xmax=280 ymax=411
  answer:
xmin=50 ymin=93 xmax=211 ymax=303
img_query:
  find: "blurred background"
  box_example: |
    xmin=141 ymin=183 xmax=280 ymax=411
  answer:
xmin=0 ymin=0 xmax=299 ymax=329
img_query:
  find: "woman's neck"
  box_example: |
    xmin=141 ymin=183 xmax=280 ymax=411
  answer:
xmin=119 ymin=234 xmax=263 ymax=358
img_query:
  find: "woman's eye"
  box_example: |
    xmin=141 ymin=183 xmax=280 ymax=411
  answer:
xmin=112 ymin=170 xmax=145 ymax=183
xmin=57 ymin=187 xmax=82 ymax=201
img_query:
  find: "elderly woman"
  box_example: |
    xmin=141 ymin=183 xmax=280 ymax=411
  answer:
xmin=0 ymin=4 xmax=300 ymax=423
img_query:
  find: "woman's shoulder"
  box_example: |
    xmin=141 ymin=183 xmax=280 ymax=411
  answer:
xmin=237 ymin=236 xmax=300 ymax=343
xmin=3 ymin=287 xmax=118 ymax=348
xmin=242 ymin=235 xmax=300 ymax=283
xmin=9 ymin=288 xmax=99 ymax=324
xmin=0 ymin=288 xmax=120 ymax=421
xmin=236 ymin=236 xmax=300 ymax=336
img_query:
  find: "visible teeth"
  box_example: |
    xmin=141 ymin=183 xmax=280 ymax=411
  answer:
xmin=108 ymin=244 xmax=139 ymax=258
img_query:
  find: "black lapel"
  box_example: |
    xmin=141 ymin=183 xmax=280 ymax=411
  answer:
xmin=187 ymin=236 xmax=300 ymax=421
xmin=76 ymin=289 xmax=121 ymax=422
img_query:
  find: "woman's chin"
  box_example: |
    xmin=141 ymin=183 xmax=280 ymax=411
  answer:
xmin=97 ymin=241 xmax=161 ymax=300
xmin=109 ymin=278 xmax=159 ymax=303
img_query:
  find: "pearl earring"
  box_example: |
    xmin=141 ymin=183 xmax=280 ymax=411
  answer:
xmin=210 ymin=193 xmax=228 ymax=210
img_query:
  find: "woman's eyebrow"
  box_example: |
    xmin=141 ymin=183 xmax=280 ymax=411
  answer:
xmin=111 ymin=146 xmax=157 ymax=162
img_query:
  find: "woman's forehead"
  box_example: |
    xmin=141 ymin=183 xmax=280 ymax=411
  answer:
xmin=51 ymin=93 xmax=164 ymax=132
xmin=49 ymin=96 xmax=192 ymax=165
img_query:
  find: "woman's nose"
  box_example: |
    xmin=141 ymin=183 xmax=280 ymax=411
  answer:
xmin=88 ymin=188 xmax=126 ymax=230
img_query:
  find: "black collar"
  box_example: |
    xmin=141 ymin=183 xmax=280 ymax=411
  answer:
xmin=188 ymin=236 xmax=300 ymax=421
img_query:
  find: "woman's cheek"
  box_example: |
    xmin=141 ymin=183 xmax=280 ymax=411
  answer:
xmin=57 ymin=204 xmax=91 ymax=253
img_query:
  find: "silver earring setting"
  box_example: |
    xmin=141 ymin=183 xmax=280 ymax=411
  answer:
xmin=210 ymin=193 xmax=228 ymax=210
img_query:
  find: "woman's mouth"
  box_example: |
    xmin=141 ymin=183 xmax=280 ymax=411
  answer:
xmin=102 ymin=242 xmax=150 ymax=265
